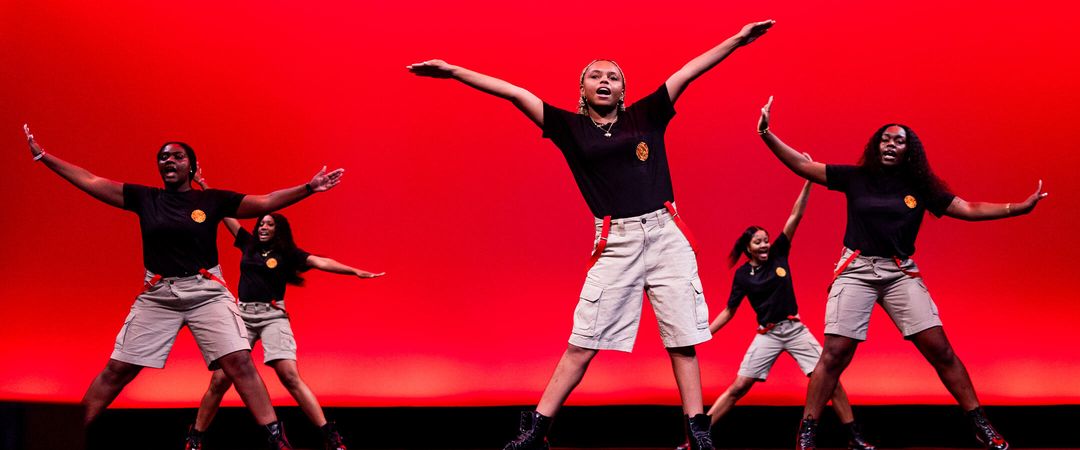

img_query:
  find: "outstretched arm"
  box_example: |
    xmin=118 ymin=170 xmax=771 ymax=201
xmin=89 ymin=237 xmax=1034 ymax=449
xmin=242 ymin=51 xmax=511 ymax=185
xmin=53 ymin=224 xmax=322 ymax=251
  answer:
xmin=665 ymin=20 xmax=774 ymax=103
xmin=944 ymin=180 xmax=1049 ymax=221
xmin=306 ymin=255 xmax=385 ymax=279
xmin=24 ymin=124 xmax=124 ymax=208
xmin=783 ymin=178 xmax=813 ymax=240
xmin=757 ymin=97 xmax=827 ymax=185
xmin=709 ymin=307 xmax=736 ymax=335
xmin=193 ymin=167 xmax=243 ymax=236
xmin=234 ymin=166 xmax=344 ymax=218
xmin=408 ymin=60 xmax=544 ymax=127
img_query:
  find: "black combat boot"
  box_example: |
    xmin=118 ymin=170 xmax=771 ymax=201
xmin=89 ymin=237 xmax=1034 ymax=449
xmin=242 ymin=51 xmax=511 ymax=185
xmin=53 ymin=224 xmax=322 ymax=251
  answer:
xmin=685 ymin=414 xmax=714 ymax=450
xmin=184 ymin=424 xmax=204 ymax=450
xmin=797 ymin=417 xmax=818 ymax=450
xmin=321 ymin=420 xmax=346 ymax=450
xmin=264 ymin=420 xmax=293 ymax=450
xmin=845 ymin=421 xmax=875 ymax=450
xmin=503 ymin=410 xmax=552 ymax=450
xmin=967 ymin=407 xmax=1009 ymax=450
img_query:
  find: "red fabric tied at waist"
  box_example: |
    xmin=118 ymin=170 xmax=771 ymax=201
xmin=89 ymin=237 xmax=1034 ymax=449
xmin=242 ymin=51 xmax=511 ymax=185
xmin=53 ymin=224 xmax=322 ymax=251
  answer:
xmin=585 ymin=215 xmax=612 ymax=273
xmin=757 ymin=315 xmax=801 ymax=334
xmin=142 ymin=269 xmax=227 ymax=297
xmin=826 ymin=250 xmax=923 ymax=293
xmin=664 ymin=201 xmax=698 ymax=254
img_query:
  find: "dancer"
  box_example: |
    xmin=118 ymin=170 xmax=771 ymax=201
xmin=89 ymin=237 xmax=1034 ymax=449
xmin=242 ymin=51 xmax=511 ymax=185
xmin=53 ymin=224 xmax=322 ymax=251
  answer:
xmin=184 ymin=170 xmax=383 ymax=450
xmin=682 ymin=174 xmax=872 ymax=450
xmin=755 ymin=97 xmax=1047 ymax=450
xmin=408 ymin=19 xmax=775 ymax=450
xmin=24 ymin=125 xmax=344 ymax=449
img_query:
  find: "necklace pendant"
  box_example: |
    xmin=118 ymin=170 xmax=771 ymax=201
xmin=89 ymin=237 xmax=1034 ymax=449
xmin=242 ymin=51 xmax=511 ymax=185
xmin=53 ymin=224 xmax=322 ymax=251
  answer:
xmin=604 ymin=132 xmax=612 ymax=137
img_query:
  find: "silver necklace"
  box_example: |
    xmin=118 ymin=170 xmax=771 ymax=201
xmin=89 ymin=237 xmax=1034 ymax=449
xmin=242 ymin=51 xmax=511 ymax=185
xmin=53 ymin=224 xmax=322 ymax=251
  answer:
xmin=590 ymin=116 xmax=618 ymax=138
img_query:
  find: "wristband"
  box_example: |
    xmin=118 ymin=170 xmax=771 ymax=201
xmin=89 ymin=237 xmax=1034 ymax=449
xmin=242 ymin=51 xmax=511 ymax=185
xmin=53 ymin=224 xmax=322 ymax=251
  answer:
xmin=758 ymin=128 xmax=770 ymax=136
xmin=305 ymin=182 xmax=315 ymax=193
xmin=33 ymin=151 xmax=47 ymax=162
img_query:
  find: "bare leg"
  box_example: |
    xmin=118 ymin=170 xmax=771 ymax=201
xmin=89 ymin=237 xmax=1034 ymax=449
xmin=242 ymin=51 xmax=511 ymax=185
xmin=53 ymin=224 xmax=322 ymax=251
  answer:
xmin=193 ymin=369 xmax=233 ymax=431
xmin=705 ymin=375 xmax=756 ymax=426
xmin=270 ymin=359 xmax=327 ymax=427
xmin=828 ymin=381 xmax=856 ymax=424
xmin=535 ymin=344 xmax=598 ymax=417
xmin=909 ymin=326 xmax=980 ymax=411
xmin=803 ymin=335 xmax=858 ymax=419
xmin=215 ymin=350 xmax=278 ymax=425
xmin=81 ymin=359 xmax=143 ymax=425
xmin=668 ymin=346 xmax=705 ymax=416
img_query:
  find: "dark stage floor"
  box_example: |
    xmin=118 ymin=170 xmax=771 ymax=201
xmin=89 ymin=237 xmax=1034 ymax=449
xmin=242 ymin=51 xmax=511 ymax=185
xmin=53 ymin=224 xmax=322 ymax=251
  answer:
xmin=3 ymin=403 xmax=1078 ymax=450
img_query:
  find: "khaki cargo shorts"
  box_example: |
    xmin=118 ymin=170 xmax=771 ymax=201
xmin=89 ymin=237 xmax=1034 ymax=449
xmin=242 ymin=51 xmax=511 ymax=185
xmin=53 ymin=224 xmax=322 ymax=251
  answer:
xmin=111 ymin=267 xmax=250 ymax=370
xmin=737 ymin=320 xmax=822 ymax=380
xmin=238 ymin=301 xmax=297 ymax=364
xmin=570 ymin=206 xmax=712 ymax=352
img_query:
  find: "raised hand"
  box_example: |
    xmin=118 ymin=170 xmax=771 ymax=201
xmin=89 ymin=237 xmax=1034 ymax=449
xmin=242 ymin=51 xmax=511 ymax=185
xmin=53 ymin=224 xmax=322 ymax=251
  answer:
xmin=354 ymin=270 xmax=386 ymax=279
xmin=758 ymin=96 xmax=774 ymax=134
xmin=193 ymin=166 xmax=209 ymax=189
xmin=308 ymin=166 xmax=345 ymax=192
xmin=407 ymin=59 xmax=455 ymax=78
xmin=1019 ymin=179 xmax=1049 ymax=214
xmin=24 ymin=124 xmax=45 ymax=159
xmin=738 ymin=20 xmax=775 ymax=47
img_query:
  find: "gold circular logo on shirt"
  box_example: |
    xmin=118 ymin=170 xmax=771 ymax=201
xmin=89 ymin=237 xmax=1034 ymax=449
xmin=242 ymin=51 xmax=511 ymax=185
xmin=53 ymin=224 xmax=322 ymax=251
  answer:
xmin=265 ymin=257 xmax=278 ymax=269
xmin=904 ymin=195 xmax=918 ymax=209
xmin=776 ymin=267 xmax=788 ymax=277
xmin=191 ymin=209 xmax=207 ymax=223
xmin=636 ymin=141 xmax=649 ymax=161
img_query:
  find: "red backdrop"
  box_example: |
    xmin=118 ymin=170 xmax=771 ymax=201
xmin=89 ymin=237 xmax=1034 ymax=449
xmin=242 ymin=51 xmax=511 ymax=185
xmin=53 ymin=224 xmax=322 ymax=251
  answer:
xmin=1 ymin=0 xmax=1077 ymax=408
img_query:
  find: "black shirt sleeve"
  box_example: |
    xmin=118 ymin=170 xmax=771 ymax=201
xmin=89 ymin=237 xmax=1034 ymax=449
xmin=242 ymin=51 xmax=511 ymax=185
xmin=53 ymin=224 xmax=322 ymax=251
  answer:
xmin=826 ymin=164 xmax=857 ymax=192
xmin=926 ymin=188 xmax=956 ymax=218
xmin=208 ymin=188 xmax=246 ymax=218
xmin=234 ymin=228 xmax=253 ymax=250
xmin=121 ymin=183 xmax=149 ymax=213
xmin=292 ymin=247 xmax=313 ymax=272
xmin=771 ymin=232 xmax=792 ymax=258
xmin=541 ymin=102 xmax=574 ymax=140
xmin=726 ymin=276 xmax=746 ymax=312
xmin=631 ymin=85 xmax=676 ymax=126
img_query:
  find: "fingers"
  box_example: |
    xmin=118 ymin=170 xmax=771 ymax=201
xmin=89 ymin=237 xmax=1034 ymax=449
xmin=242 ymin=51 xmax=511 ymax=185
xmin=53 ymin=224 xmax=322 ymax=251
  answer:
xmin=315 ymin=165 xmax=327 ymax=176
xmin=23 ymin=123 xmax=32 ymax=139
xmin=766 ymin=95 xmax=774 ymax=110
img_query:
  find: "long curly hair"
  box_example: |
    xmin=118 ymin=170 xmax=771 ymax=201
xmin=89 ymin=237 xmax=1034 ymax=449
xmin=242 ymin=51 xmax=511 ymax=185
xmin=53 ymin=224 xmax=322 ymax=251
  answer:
xmin=728 ymin=225 xmax=767 ymax=268
xmin=254 ymin=213 xmax=305 ymax=286
xmin=858 ymin=124 xmax=949 ymax=196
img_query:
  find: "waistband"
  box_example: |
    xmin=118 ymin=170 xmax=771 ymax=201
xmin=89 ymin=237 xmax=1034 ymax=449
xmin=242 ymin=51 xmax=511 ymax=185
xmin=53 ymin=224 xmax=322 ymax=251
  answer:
xmin=143 ymin=265 xmax=223 ymax=284
xmin=238 ymin=300 xmax=286 ymax=312
xmin=594 ymin=204 xmax=674 ymax=227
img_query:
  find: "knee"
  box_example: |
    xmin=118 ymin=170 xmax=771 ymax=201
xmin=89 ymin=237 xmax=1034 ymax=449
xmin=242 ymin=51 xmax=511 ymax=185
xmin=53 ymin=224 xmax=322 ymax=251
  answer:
xmin=925 ymin=344 xmax=959 ymax=368
xmin=208 ymin=372 xmax=233 ymax=394
xmin=276 ymin=369 xmax=303 ymax=390
xmin=219 ymin=352 xmax=258 ymax=380
xmin=566 ymin=344 xmax=598 ymax=361
xmin=727 ymin=380 xmax=753 ymax=399
xmin=102 ymin=361 xmax=140 ymax=385
xmin=819 ymin=347 xmax=853 ymax=371
xmin=667 ymin=345 xmax=697 ymax=359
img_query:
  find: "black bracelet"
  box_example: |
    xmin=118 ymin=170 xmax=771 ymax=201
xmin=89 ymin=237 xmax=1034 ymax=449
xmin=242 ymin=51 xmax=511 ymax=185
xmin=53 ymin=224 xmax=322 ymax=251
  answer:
xmin=304 ymin=182 xmax=314 ymax=193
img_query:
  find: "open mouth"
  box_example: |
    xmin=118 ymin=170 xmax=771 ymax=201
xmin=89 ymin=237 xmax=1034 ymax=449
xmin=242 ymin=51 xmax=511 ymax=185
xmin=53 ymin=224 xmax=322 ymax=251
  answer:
xmin=162 ymin=164 xmax=179 ymax=176
xmin=596 ymin=87 xmax=611 ymax=96
xmin=882 ymin=148 xmax=898 ymax=161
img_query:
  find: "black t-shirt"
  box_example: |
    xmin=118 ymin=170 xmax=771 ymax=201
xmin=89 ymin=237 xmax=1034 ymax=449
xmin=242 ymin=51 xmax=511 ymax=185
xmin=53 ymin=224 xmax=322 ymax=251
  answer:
xmin=826 ymin=165 xmax=955 ymax=258
xmin=542 ymin=85 xmax=677 ymax=219
xmin=123 ymin=184 xmax=246 ymax=277
xmin=234 ymin=228 xmax=312 ymax=302
xmin=727 ymin=233 xmax=799 ymax=326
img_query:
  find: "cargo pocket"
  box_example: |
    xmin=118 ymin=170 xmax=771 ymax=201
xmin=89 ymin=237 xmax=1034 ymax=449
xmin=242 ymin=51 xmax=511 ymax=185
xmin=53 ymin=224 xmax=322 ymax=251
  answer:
xmin=914 ymin=278 xmax=939 ymax=316
xmin=691 ymin=277 xmax=708 ymax=330
xmin=572 ymin=282 xmax=604 ymax=337
xmin=114 ymin=309 xmax=137 ymax=350
xmin=280 ymin=327 xmax=297 ymax=352
xmin=227 ymin=302 xmax=249 ymax=340
xmin=825 ymin=284 xmax=845 ymax=325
